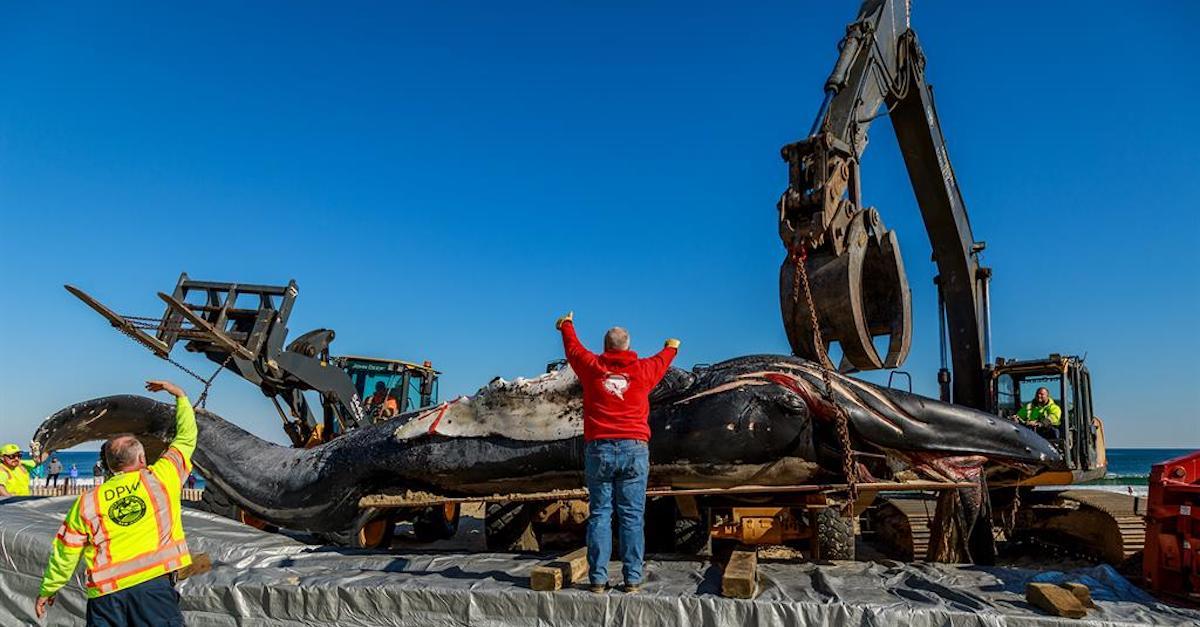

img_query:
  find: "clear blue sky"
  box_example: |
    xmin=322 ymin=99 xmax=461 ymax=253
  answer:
xmin=1 ymin=2 xmax=1196 ymax=449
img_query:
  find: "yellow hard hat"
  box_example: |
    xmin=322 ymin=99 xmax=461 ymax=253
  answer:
xmin=0 ymin=444 xmax=20 ymax=456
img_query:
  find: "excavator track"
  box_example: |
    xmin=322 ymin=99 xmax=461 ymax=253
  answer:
xmin=868 ymin=495 xmax=936 ymax=561
xmin=1018 ymin=489 xmax=1145 ymax=565
xmin=870 ymin=489 xmax=1145 ymax=566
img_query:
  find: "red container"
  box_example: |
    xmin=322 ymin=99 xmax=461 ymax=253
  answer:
xmin=1143 ymin=450 xmax=1200 ymax=599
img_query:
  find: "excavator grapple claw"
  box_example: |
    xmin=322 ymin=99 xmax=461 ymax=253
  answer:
xmin=780 ymin=209 xmax=912 ymax=372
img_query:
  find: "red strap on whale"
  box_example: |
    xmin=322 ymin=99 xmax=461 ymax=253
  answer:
xmin=426 ymin=399 xmax=459 ymax=435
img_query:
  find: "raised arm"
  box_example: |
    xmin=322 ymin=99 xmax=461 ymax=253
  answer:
xmin=557 ymin=312 xmax=601 ymax=378
xmin=145 ymin=380 xmax=196 ymax=483
xmin=639 ymin=338 xmax=680 ymax=384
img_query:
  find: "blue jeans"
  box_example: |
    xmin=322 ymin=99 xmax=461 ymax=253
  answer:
xmin=585 ymin=439 xmax=650 ymax=586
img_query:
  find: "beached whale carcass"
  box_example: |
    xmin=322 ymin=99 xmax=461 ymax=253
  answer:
xmin=33 ymin=355 xmax=1059 ymax=553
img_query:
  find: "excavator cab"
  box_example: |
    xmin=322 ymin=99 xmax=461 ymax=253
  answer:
xmin=336 ymin=356 xmax=440 ymax=422
xmin=991 ymin=355 xmax=1107 ymax=483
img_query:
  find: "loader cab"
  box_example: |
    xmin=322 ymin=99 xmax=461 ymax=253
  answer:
xmin=336 ymin=355 xmax=441 ymax=421
xmin=991 ymin=355 xmax=1106 ymax=482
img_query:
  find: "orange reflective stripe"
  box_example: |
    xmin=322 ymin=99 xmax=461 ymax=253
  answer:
xmin=162 ymin=447 xmax=187 ymax=480
xmin=56 ymin=523 xmax=87 ymax=548
xmin=79 ymin=489 xmax=112 ymax=569
xmin=55 ymin=534 xmax=85 ymax=548
xmin=86 ymin=539 xmax=189 ymax=588
xmin=140 ymin=471 xmax=174 ymax=544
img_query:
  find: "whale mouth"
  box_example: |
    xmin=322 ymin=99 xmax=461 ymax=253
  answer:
xmin=33 ymin=395 xmax=180 ymax=465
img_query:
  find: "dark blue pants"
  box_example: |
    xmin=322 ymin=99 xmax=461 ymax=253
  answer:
xmin=86 ymin=575 xmax=183 ymax=627
xmin=585 ymin=439 xmax=650 ymax=586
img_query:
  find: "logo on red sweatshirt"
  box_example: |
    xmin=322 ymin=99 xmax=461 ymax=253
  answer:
xmin=602 ymin=374 xmax=630 ymax=400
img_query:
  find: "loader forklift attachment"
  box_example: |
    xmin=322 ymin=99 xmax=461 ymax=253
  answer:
xmin=157 ymin=292 xmax=257 ymax=362
xmin=64 ymin=273 xmax=371 ymax=441
xmin=65 ymin=285 xmax=171 ymax=358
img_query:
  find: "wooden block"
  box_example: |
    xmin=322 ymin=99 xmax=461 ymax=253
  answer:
xmin=721 ymin=547 xmax=758 ymax=599
xmin=177 ymin=553 xmax=212 ymax=581
xmin=1026 ymin=582 xmax=1086 ymax=618
xmin=529 ymin=547 xmax=589 ymax=591
xmin=553 ymin=547 xmax=589 ymax=585
xmin=1060 ymin=582 xmax=1096 ymax=608
xmin=530 ymin=566 xmax=563 ymax=591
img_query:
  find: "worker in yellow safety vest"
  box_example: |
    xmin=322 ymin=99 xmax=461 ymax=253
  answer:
xmin=36 ymin=380 xmax=196 ymax=626
xmin=0 ymin=443 xmax=36 ymax=497
xmin=1016 ymin=386 xmax=1063 ymax=439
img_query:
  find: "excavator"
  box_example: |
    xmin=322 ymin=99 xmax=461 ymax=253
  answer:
xmin=779 ymin=0 xmax=1140 ymax=565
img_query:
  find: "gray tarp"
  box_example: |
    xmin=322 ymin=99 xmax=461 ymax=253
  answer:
xmin=1 ymin=497 xmax=1196 ymax=626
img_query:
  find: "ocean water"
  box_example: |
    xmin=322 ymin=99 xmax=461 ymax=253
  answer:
xmin=26 ymin=450 xmax=206 ymax=489
xmin=1077 ymin=448 xmax=1196 ymax=497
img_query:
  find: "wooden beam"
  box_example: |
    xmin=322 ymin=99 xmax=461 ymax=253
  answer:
xmin=1061 ymin=582 xmax=1096 ymax=609
xmin=529 ymin=547 xmax=589 ymax=592
xmin=721 ymin=546 xmax=758 ymax=599
xmin=1026 ymin=583 xmax=1087 ymax=618
xmin=359 ymin=481 xmax=973 ymax=510
xmin=177 ymin=552 xmax=212 ymax=581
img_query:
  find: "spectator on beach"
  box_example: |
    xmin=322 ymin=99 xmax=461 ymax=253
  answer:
xmin=556 ymin=311 xmax=679 ymax=594
xmin=67 ymin=464 xmax=78 ymax=490
xmin=187 ymin=473 xmax=197 ymax=490
xmin=93 ymin=459 xmax=105 ymax=485
xmin=46 ymin=457 xmax=63 ymax=487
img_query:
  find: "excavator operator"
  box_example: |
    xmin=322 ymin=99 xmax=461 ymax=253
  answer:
xmin=365 ymin=381 xmax=400 ymax=420
xmin=1016 ymin=386 xmax=1063 ymax=439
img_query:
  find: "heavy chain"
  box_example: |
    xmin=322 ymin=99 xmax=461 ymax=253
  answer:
xmin=112 ymin=322 xmax=229 ymax=408
xmin=791 ymin=244 xmax=859 ymax=512
xmin=194 ymin=353 xmax=233 ymax=409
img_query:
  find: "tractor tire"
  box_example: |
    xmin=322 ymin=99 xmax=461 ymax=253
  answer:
xmin=814 ymin=506 xmax=855 ymax=561
xmin=485 ymin=502 xmax=541 ymax=552
xmin=673 ymin=513 xmax=710 ymax=555
xmin=646 ymin=496 xmax=709 ymax=555
xmin=413 ymin=504 xmax=461 ymax=542
xmin=318 ymin=509 xmax=395 ymax=549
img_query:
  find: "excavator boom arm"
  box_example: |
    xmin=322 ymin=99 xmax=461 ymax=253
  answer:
xmin=780 ymin=0 xmax=989 ymax=407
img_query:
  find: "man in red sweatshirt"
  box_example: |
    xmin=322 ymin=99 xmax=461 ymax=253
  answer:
xmin=556 ymin=311 xmax=679 ymax=593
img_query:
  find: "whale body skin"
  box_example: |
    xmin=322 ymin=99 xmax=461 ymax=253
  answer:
xmin=33 ymin=355 xmax=1060 ymax=538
